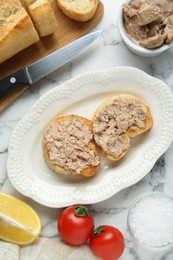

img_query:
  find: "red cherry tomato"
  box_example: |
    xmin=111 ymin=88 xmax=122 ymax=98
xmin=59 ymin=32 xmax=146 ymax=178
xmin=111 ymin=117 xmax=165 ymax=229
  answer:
xmin=58 ymin=205 xmax=94 ymax=246
xmin=89 ymin=225 xmax=125 ymax=260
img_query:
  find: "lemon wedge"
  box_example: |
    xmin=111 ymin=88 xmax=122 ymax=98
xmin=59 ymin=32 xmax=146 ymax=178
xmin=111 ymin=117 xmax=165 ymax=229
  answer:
xmin=0 ymin=192 xmax=41 ymax=245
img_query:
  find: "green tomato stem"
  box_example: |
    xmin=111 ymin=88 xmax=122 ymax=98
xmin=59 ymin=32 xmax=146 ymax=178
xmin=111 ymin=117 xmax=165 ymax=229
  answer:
xmin=74 ymin=206 xmax=89 ymax=216
xmin=93 ymin=226 xmax=105 ymax=236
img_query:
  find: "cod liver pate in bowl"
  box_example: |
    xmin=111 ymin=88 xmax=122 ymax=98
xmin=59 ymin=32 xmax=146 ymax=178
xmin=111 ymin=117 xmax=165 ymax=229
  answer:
xmin=117 ymin=0 xmax=173 ymax=57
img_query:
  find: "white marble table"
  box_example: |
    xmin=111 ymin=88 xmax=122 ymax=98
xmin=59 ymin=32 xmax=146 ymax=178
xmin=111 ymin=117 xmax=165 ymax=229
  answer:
xmin=1 ymin=0 xmax=173 ymax=259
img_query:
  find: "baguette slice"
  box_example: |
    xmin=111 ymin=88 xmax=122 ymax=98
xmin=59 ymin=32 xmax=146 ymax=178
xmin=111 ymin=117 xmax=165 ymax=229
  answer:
xmin=43 ymin=115 xmax=100 ymax=177
xmin=21 ymin=0 xmax=58 ymax=37
xmin=93 ymin=94 xmax=153 ymax=161
xmin=56 ymin=0 xmax=99 ymax=22
xmin=0 ymin=0 xmax=39 ymax=63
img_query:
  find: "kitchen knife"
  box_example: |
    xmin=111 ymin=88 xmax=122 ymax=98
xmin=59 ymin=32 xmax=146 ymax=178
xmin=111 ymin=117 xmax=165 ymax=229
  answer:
xmin=0 ymin=30 xmax=101 ymax=98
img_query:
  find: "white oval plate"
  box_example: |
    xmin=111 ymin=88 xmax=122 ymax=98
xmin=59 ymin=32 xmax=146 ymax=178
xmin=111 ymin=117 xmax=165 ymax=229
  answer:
xmin=7 ymin=67 xmax=173 ymax=208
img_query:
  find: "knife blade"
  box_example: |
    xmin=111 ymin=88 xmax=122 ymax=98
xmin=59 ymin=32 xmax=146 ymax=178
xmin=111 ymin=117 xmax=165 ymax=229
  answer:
xmin=0 ymin=30 xmax=101 ymax=98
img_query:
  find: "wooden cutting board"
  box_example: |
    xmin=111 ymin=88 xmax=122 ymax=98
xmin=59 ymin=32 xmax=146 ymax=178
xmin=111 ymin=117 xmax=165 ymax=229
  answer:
xmin=0 ymin=0 xmax=104 ymax=113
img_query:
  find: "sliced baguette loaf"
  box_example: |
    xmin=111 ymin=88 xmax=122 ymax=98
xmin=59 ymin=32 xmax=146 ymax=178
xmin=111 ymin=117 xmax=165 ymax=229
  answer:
xmin=0 ymin=0 xmax=39 ymax=63
xmin=56 ymin=0 xmax=99 ymax=22
xmin=43 ymin=115 xmax=100 ymax=177
xmin=21 ymin=0 xmax=58 ymax=37
xmin=93 ymin=94 xmax=153 ymax=161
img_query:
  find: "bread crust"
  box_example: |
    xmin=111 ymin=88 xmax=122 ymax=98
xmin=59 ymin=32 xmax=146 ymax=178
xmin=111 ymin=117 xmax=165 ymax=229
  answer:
xmin=56 ymin=0 xmax=99 ymax=22
xmin=22 ymin=0 xmax=58 ymax=36
xmin=93 ymin=94 xmax=153 ymax=161
xmin=0 ymin=0 xmax=58 ymax=63
xmin=43 ymin=115 xmax=100 ymax=177
xmin=0 ymin=8 xmax=39 ymax=63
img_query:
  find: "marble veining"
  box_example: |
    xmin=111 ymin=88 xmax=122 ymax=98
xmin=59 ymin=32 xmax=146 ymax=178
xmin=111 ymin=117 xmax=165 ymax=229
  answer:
xmin=1 ymin=0 xmax=173 ymax=259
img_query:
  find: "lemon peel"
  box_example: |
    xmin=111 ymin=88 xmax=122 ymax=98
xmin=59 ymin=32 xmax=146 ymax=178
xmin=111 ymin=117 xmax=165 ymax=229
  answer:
xmin=0 ymin=192 xmax=41 ymax=245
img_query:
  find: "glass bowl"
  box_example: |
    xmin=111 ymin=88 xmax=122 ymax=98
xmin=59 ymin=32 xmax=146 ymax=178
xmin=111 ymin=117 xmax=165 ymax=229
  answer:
xmin=127 ymin=192 xmax=173 ymax=252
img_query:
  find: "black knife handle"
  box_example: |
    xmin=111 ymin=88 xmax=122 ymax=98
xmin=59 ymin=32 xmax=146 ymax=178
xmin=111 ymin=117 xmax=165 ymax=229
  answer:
xmin=0 ymin=69 xmax=30 ymax=99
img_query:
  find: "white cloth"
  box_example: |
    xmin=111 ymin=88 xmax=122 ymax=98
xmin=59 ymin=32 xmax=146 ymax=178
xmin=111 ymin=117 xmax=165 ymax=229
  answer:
xmin=0 ymin=238 xmax=99 ymax=260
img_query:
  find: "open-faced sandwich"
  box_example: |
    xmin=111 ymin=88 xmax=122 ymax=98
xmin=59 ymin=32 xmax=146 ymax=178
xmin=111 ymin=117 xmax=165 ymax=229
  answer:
xmin=93 ymin=94 xmax=153 ymax=161
xmin=43 ymin=115 xmax=100 ymax=177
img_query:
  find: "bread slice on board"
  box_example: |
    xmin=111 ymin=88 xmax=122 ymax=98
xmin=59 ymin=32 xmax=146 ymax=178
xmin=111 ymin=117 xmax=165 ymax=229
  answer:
xmin=43 ymin=115 xmax=101 ymax=177
xmin=21 ymin=0 xmax=58 ymax=36
xmin=56 ymin=0 xmax=99 ymax=22
xmin=0 ymin=0 xmax=39 ymax=63
xmin=93 ymin=94 xmax=153 ymax=161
